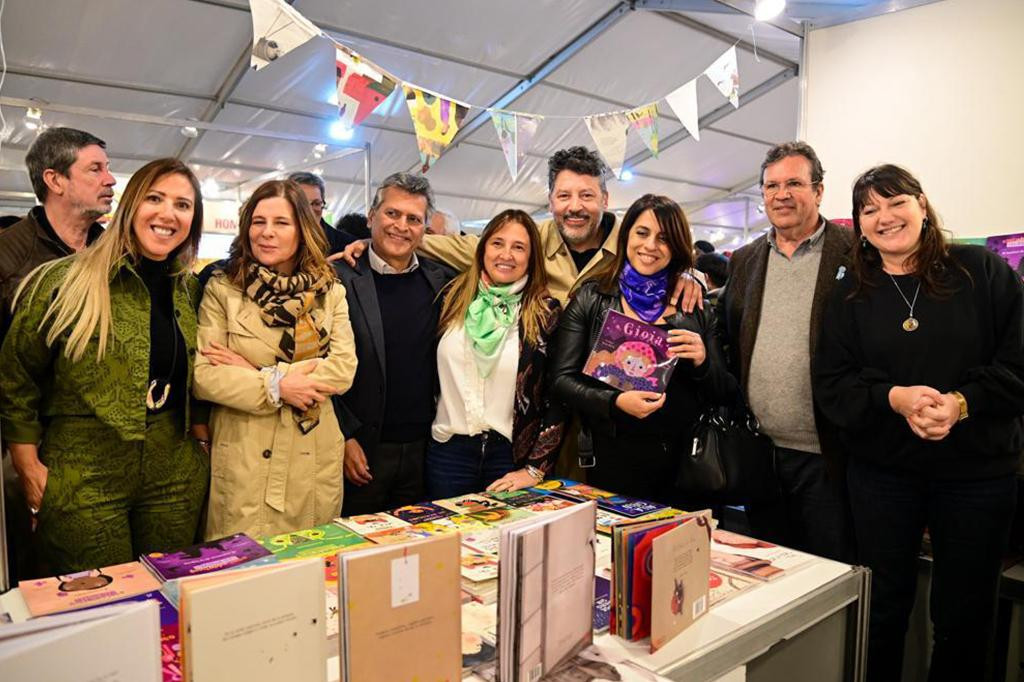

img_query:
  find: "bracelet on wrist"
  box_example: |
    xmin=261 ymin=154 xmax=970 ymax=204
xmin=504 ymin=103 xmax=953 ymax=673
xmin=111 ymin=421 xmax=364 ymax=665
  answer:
xmin=525 ymin=464 xmax=544 ymax=481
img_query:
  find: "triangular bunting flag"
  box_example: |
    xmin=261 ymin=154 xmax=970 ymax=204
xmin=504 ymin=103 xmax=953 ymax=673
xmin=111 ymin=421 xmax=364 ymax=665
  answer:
xmin=664 ymin=79 xmax=701 ymax=141
xmin=334 ymin=45 xmax=397 ymax=129
xmin=584 ymin=112 xmax=630 ymax=179
xmin=626 ymin=103 xmax=659 ymax=157
xmin=704 ymin=46 xmax=740 ymax=108
xmin=248 ymin=0 xmax=321 ymax=71
xmin=490 ymin=111 xmax=541 ymax=182
xmin=403 ymin=85 xmax=470 ymax=172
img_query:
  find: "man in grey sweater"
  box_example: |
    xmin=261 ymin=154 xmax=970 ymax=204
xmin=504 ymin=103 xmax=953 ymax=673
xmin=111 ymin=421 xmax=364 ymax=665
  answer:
xmin=717 ymin=142 xmax=854 ymax=561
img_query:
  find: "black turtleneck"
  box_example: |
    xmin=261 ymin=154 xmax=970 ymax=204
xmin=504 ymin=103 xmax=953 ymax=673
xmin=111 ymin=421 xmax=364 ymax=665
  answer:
xmin=136 ymin=257 xmax=187 ymax=414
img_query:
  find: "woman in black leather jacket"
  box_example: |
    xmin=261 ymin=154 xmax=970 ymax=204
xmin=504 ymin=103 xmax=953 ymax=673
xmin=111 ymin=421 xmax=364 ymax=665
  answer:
xmin=550 ymin=194 xmax=733 ymax=506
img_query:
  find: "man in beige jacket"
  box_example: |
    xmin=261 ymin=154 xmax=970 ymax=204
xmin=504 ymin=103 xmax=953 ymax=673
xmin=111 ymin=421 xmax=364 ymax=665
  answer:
xmin=418 ymin=146 xmax=619 ymax=305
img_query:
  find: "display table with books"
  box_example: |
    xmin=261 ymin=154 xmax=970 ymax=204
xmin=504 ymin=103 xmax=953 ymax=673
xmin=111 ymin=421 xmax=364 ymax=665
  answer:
xmin=0 ymin=480 xmax=868 ymax=682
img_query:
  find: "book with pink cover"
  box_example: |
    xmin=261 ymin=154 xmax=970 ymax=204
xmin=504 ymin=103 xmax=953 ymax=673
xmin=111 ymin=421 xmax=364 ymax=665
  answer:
xmin=583 ymin=309 xmax=677 ymax=393
xmin=19 ymin=561 xmax=162 ymax=617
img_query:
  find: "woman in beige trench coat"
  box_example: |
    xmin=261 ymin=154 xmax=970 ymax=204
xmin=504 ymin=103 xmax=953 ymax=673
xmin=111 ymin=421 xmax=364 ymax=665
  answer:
xmin=194 ymin=180 xmax=356 ymax=540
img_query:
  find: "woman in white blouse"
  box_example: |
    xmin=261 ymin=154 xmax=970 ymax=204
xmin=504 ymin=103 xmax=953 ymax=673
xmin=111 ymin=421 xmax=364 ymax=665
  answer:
xmin=427 ymin=209 xmax=565 ymax=497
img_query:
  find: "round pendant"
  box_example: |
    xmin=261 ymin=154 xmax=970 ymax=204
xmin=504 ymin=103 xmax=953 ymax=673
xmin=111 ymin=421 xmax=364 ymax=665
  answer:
xmin=902 ymin=317 xmax=919 ymax=332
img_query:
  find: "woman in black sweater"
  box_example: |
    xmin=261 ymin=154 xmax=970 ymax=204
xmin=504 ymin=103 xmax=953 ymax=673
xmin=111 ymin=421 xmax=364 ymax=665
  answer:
xmin=814 ymin=165 xmax=1024 ymax=681
xmin=549 ymin=194 xmax=733 ymax=507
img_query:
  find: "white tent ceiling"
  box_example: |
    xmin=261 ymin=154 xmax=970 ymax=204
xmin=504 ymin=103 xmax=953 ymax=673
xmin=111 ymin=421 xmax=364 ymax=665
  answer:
xmin=0 ymin=0 xmax=932 ymax=249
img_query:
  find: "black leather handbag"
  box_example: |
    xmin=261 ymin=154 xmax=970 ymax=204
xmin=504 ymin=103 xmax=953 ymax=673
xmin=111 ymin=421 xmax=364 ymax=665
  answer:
xmin=675 ymin=403 xmax=780 ymax=504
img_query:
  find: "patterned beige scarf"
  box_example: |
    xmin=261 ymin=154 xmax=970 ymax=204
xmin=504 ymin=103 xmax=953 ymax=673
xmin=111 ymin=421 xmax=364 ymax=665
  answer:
xmin=246 ymin=263 xmax=333 ymax=433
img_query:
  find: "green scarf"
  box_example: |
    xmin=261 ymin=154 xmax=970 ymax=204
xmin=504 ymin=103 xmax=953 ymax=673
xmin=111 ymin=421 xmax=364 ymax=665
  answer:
xmin=465 ymin=277 xmax=526 ymax=377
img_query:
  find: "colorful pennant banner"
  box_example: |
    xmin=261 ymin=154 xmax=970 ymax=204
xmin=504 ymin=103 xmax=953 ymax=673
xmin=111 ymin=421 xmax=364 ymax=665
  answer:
xmin=246 ymin=0 xmax=747 ymax=178
xmin=664 ymin=79 xmax=701 ymax=141
xmin=626 ymin=102 xmax=660 ymax=158
xmin=248 ymin=0 xmax=321 ymax=71
xmin=490 ymin=111 xmax=541 ymax=182
xmin=704 ymin=46 xmax=740 ymax=109
xmin=584 ymin=112 xmax=630 ymax=179
xmin=334 ymin=45 xmax=398 ymax=129
xmin=404 ymin=86 xmax=470 ymax=173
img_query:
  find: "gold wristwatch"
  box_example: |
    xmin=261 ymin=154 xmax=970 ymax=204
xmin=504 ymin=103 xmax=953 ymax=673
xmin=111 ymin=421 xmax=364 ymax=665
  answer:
xmin=951 ymin=391 xmax=969 ymax=422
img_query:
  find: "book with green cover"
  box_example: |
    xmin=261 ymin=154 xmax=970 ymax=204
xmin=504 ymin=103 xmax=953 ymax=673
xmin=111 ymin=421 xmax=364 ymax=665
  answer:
xmin=260 ymin=524 xmax=373 ymax=560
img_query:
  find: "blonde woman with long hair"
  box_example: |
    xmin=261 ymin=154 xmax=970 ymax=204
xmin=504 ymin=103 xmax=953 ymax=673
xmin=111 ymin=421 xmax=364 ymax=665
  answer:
xmin=427 ymin=209 xmax=566 ymax=497
xmin=0 ymin=157 xmax=209 ymax=574
xmin=194 ymin=180 xmax=356 ymax=539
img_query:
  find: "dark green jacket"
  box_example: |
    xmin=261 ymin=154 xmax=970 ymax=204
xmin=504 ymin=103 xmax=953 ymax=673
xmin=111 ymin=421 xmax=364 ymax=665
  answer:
xmin=0 ymin=258 xmax=202 ymax=443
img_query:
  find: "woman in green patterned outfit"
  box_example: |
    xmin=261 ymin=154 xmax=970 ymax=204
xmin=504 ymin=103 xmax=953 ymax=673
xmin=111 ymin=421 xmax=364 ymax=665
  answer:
xmin=0 ymin=158 xmax=209 ymax=575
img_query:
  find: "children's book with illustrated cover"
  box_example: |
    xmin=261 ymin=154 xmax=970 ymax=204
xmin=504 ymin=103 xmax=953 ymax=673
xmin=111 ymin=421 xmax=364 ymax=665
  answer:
xmin=465 ymin=506 xmax=536 ymax=526
xmin=583 ymin=309 xmax=677 ymax=393
xmin=461 ymin=601 xmax=498 ymax=673
xmin=543 ymin=482 xmax=669 ymax=519
xmin=259 ymin=523 xmax=373 ymax=560
xmin=461 ymin=548 xmax=500 ymax=582
xmin=141 ymin=534 xmax=272 ymax=581
xmin=20 ymin=561 xmax=162 ymax=617
xmin=709 ymin=529 xmax=813 ymax=581
xmin=363 ymin=526 xmax=438 ymax=545
xmin=593 ymin=576 xmax=612 ymax=633
xmin=413 ymin=513 xmax=494 ymax=535
xmin=333 ymin=512 xmax=411 ymax=536
xmin=386 ymin=502 xmax=454 ymax=525
xmin=435 ymin=493 xmax=509 ymax=515
xmin=522 ymin=496 xmax=579 ymax=513
xmin=482 ymin=488 xmax=551 ymax=508
xmin=707 ymin=568 xmax=758 ymax=607
xmin=461 ymin=528 xmax=501 ymax=556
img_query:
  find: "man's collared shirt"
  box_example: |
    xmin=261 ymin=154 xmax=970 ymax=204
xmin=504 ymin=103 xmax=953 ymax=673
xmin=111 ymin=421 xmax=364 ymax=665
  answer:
xmin=766 ymin=216 xmax=826 ymax=259
xmin=368 ymin=246 xmax=419 ymax=275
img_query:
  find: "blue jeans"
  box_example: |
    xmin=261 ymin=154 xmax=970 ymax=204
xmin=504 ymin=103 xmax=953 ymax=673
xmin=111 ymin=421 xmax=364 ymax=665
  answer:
xmin=426 ymin=433 xmax=515 ymax=500
xmin=847 ymin=456 xmax=1016 ymax=682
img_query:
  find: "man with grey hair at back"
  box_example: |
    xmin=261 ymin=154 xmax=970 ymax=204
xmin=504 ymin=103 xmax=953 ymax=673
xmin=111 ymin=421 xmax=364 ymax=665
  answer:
xmin=288 ymin=170 xmax=356 ymax=254
xmin=427 ymin=207 xmax=461 ymax=236
xmin=332 ymin=172 xmax=455 ymax=514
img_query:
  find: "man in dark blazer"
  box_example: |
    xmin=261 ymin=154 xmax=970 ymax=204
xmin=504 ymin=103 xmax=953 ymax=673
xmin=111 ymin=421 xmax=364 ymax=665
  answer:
xmin=333 ymin=172 xmax=454 ymax=515
xmin=718 ymin=142 xmax=854 ymax=562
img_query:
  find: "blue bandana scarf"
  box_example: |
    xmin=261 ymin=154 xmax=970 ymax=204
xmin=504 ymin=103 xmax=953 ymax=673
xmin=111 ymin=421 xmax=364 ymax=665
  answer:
xmin=619 ymin=261 xmax=668 ymax=323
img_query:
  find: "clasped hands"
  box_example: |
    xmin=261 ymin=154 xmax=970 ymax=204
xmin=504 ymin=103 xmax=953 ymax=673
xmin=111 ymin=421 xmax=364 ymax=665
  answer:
xmin=888 ymin=385 xmax=961 ymax=441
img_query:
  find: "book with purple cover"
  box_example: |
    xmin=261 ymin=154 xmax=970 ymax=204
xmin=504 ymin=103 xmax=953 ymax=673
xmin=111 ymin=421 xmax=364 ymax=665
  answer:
xmin=81 ymin=591 xmax=181 ymax=682
xmin=582 ymin=309 xmax=677 ymax=393
xmin=141 ymin=533 xmax=272 ymax=581
xmin=386 ymin=502 xmax=454 ymax=525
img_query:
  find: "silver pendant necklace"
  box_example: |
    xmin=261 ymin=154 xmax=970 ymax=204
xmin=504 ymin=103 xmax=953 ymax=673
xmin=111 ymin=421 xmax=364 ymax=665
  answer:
xmin=888 ymin=273 xmax=921 ymax=332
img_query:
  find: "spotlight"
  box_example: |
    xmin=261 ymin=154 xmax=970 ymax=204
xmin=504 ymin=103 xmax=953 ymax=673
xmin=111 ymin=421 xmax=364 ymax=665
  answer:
xmin=312 ymin=143 xmax=327 ymax=160
xmin=24 ymin=107 xmax=42 ymax=131
xmin=754 ymin=0 xmax=786 ymax=21
xmin=619 ymin=169 xmax=634 ymax=182
xmin=329 ymin=120 xmax=354 ymax=141
xmin=180 ymin=125 xmax=199 ymax=138
xmin=201 ymin=178 xmax=220 ymax=198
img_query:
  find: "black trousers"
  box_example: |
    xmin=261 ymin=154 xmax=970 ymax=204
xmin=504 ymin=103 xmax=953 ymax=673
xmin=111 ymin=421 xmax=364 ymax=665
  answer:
xmin=341 ymin=439 xmax=427 ymax=516
xmin=847 ymin=456 xmax=1016 ymax=682
xmin=745 ymin=446 xmax=854 ymax=562
xmin=589 ymin=432 xmax=680 ymax=508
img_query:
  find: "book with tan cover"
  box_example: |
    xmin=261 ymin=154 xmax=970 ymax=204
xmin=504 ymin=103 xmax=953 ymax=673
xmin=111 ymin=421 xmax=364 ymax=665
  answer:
xmin=649 ymin=513 xmax=711 ymax=652
xmin=338 ymin=532 xmax=461 ymax=682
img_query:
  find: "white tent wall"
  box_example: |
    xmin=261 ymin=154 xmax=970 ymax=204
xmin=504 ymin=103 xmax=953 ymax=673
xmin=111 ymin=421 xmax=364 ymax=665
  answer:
xmin=801 ymin=0 xmax=1024 ymax=237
